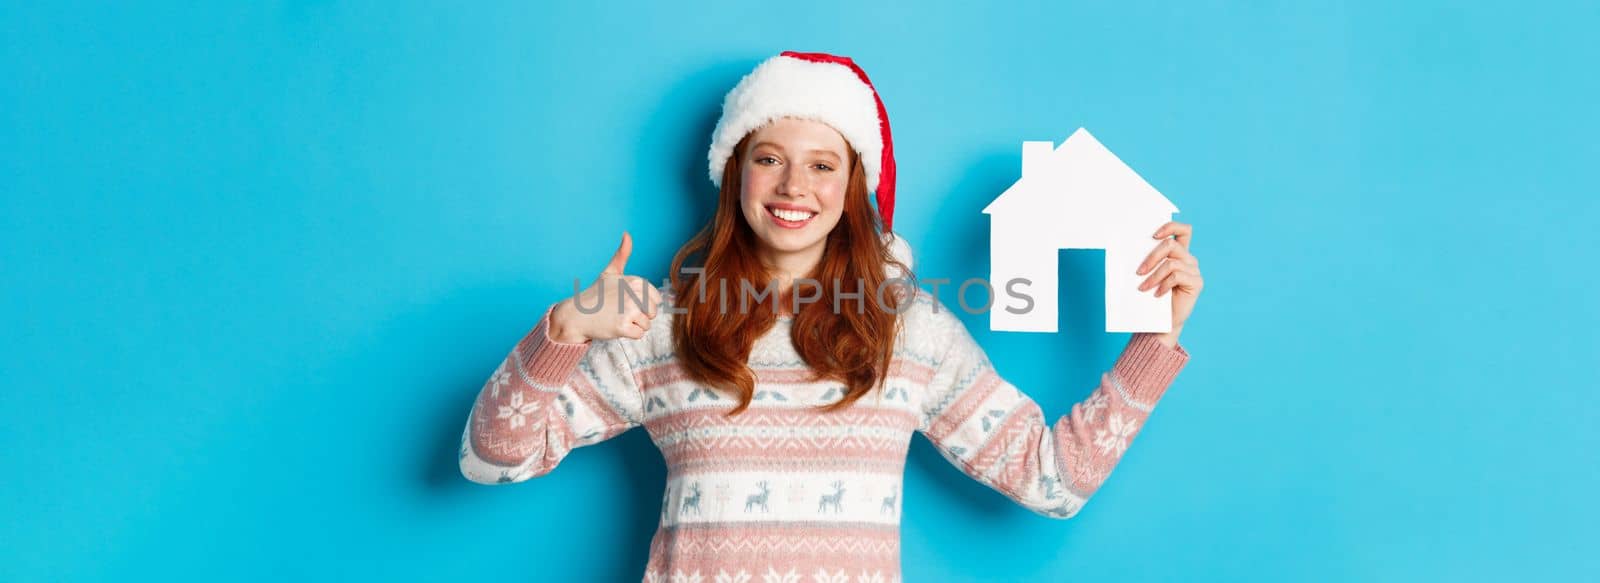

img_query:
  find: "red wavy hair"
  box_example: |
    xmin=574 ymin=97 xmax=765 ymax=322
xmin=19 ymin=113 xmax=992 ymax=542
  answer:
xmin=670 ymin=133 xmax=911 ymax=416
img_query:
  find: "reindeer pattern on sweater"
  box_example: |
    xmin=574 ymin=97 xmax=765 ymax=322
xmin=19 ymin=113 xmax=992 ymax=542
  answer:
xmin=459 ymin=289 xmax=1189 ymax=583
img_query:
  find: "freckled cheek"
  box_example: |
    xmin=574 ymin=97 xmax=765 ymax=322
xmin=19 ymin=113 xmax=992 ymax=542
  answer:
xmin=739 ymin=179 xmax=770 ymax=220
xmin=744 ymin=172 xmax=772 ymax=191
xmin=818 ymin=185 xmax=848 ymax=216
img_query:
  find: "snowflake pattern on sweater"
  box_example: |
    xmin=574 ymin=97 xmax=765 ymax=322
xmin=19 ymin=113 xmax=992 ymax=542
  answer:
xmin=459 ymin=290 xmax=1189 ymax=582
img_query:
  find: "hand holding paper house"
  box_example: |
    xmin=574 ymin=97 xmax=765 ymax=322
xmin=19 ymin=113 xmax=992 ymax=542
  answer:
xmin=982 ymin=128 xmax=1179 ymax=333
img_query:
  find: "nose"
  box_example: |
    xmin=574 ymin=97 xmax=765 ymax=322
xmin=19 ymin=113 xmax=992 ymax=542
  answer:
xmin=778 ymin=166 xmax=809 ymax=198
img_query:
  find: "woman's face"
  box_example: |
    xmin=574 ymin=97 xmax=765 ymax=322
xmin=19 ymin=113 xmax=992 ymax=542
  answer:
xmin=739 ymin=117 xmax=852 ymax=268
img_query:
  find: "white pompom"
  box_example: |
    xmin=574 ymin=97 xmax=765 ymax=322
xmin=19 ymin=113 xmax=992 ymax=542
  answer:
xmin=883 ymin=231 xmax=914 ymax=276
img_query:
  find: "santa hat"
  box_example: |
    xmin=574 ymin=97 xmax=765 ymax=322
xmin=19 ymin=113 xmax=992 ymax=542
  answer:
xmin=707 ymin=51 xmax=912 ymax=272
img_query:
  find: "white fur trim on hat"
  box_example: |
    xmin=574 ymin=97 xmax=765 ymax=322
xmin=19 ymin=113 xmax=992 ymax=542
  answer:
xmin=708 ymin=55 xmax=884 ymax=193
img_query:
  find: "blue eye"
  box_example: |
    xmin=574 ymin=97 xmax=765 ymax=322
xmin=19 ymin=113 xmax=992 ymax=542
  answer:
xmin=815 ymin=164 xmax=834 ymax=172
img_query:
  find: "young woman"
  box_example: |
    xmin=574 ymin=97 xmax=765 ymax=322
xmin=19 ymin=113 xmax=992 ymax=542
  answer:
xmin=459 ymin=51 xmax=1203 ymax=582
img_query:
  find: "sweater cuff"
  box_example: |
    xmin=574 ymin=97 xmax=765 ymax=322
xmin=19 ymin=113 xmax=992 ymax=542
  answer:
xmin=1111 ymin=332 xmax=1190 ymax=403
xmin=514 ymin=305 xmax=592 ymax=386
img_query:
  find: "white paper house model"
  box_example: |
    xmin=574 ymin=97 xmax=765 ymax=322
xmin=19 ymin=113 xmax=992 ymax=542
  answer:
xmin=982 ymin=128 xmax=1179 ymax=333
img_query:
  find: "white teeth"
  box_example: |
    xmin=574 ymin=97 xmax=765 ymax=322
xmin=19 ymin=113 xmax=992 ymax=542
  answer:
xmin=770 ymin=207 xmax=816 ymax=222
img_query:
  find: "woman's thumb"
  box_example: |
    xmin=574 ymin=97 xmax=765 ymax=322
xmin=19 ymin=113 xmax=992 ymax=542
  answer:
xmin=601 ymin=231 xmax=632 ymax=276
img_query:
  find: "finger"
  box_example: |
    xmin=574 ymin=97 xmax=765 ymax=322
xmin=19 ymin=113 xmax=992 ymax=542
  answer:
xmin=1137 ymin=238 xmax=1178 ymax=275
xmin=1152 ymin=222 xmax=1193 ymax=249
xmin=630 ymin=311 xmax=652 ymax=332
xmin=1170 ymin=244 xmax=1199 ymax=269
xmin=620 ymin=276 xmax=660 ymax=318
xmin=1157 ymin=270 xmax=1202 ymax=297
xmin=1144 ymin=258 xmax=1200 ymax=292
xmin=621 ymin=319 xmax=647 ymax=340
xmin=1140 ymin=258 xmax=1181 ymax=292
xmin=644 ymin=282 xmax=664 ymax=318
xmin=1151 ymin=221 xmax=1192 ymax=245
xmin=602 ymin=231 xmax=633 ymax=277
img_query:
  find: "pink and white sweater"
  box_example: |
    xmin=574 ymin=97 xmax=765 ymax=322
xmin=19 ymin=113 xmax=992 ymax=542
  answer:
xmin=459 ymin=289 xmax=1189 ymax=582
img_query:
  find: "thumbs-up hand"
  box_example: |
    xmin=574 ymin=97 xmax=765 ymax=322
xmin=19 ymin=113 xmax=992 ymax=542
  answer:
xmin=548 ymin=232 xmax=664 ymax=344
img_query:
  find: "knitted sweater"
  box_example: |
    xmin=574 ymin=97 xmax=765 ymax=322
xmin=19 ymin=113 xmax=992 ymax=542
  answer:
xmin=458 ymin=289 xmax=1189 ymax=583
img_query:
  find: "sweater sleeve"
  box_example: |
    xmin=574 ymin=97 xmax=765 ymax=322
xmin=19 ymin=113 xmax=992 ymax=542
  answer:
xmin=458 ymin=305 xmax=647 ymax=485
xmin=917 ymin=318 xmax=1189 ymax=518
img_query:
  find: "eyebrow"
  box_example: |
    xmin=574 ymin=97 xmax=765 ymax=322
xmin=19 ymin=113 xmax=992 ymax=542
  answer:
xmin=748 ymin=141 xmax=843 ymax=161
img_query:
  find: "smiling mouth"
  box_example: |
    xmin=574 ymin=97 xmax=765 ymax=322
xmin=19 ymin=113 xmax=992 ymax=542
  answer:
xmin=766 ymin=206 xmax=818 ymax=226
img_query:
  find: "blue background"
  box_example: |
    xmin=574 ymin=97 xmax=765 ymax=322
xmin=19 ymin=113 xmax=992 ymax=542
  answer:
xmin=4 ymin=1 xmax=1596 ymax=581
